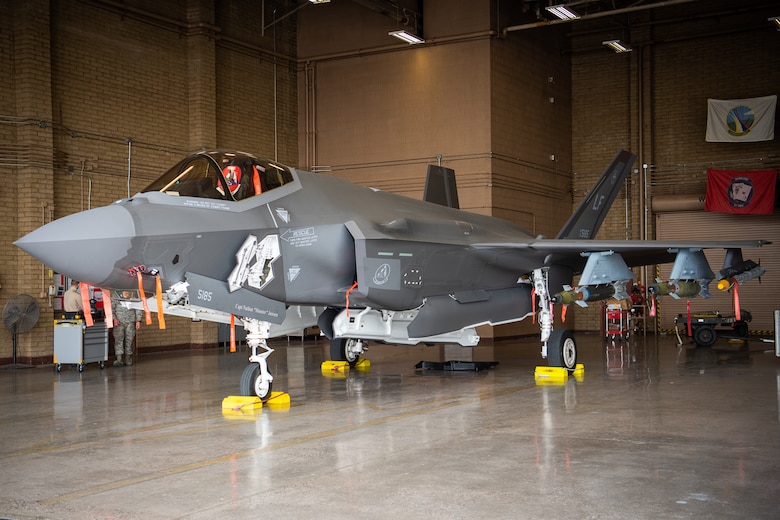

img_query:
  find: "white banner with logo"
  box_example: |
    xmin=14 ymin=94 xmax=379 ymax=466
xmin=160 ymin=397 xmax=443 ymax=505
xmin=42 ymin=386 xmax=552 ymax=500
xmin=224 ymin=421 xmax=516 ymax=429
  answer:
xmin=705 ymin=95 xmax=776 ymax=142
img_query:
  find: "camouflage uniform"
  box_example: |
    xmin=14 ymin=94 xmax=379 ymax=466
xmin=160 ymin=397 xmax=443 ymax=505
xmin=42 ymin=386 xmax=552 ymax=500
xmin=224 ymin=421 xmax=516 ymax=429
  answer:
xmin=112 ymin=299 xmax=143 ymax=366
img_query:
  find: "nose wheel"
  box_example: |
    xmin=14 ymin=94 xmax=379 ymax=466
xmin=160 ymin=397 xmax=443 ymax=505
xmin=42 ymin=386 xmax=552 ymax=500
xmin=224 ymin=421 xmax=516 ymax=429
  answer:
xmin=240 ymin=363 xmax=273 ymax=401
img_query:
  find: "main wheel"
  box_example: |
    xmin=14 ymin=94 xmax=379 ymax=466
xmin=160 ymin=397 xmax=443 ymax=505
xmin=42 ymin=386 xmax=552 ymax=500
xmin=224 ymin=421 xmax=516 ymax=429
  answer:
xmin=547 ymin=329 xmax=577 ymax=370
xmin=330 ymin=337 xmax=360 ymax=366
xmin=693 ymin=325 xmax=717 ymax=347
xmin=239 ymin=364 xmax=273 ymax=400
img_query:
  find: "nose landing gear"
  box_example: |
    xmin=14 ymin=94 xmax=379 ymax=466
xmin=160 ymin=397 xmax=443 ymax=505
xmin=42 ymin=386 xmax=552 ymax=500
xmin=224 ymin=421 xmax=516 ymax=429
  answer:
xmin=239 ymin=318 xmax=274 ymax=400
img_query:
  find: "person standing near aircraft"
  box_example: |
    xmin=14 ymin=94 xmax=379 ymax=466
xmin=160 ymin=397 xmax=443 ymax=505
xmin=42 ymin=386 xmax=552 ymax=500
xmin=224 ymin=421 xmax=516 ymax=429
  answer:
xmin=111 ymin=290 xmax=143 ymax=367
xmin=63 ymin=280 xmax=83 ymax=317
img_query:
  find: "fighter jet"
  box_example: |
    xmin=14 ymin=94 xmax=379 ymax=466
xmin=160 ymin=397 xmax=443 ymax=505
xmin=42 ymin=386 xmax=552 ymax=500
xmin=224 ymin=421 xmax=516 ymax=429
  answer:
xmin=15 ymin=149 xmax=769 ymax=399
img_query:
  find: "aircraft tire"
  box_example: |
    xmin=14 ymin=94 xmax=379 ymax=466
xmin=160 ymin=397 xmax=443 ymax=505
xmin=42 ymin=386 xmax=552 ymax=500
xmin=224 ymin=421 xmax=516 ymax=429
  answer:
xmin=693 ymin=325 xmax=717 ymax=348
xmin=239 ymin=363 xmax=273 ymax=400
xmin=547 ymin=329 xmax=577 ymax=370
xmin=330 ymin=337 xmax=360 ymax=367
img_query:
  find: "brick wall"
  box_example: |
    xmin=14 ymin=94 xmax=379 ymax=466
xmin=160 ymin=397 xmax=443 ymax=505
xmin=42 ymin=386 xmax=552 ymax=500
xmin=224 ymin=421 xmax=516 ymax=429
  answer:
xmin=0 ymin=0 xmax=18 ymax=343
xmin=1 ymin=0 xmax=298 ymax=364
xmin=7 ymin=0 xmax=56 ymax=361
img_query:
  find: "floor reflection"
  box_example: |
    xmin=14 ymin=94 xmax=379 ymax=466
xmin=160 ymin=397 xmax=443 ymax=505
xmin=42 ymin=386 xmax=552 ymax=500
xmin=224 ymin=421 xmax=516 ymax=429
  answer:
xmin=2 ymin=330 xmax=779 ymax=519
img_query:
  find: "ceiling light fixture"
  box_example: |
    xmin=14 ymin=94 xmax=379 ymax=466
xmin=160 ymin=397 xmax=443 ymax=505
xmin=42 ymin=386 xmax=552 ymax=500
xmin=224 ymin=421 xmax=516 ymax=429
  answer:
xmin=545 ymin=4 xmax=580 ymax=20
xmin=308 ymin=0 xmax=330 ymax=4
xmin=769 ymin=16 xmax=780 ymax=30
xmin=388 ymin=29 xmax=424 ymax=44
xmin=603 ymin=39 xmax=633 ymax=53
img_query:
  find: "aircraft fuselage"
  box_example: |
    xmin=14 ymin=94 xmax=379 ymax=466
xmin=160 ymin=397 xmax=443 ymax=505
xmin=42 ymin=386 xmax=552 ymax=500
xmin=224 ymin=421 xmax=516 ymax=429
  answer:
xmin=17 ymin=151 xmax=541 ymax=318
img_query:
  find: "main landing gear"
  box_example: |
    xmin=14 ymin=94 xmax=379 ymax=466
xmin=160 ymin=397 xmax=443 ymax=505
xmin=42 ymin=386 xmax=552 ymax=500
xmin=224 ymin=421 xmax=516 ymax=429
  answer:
xmin=534 ymin=267 xmax=578 ymax=370
xmin=547 ymin=329 xmax=578 ymax=370
xmin=329 ymin=337 xmax=365 ymax=366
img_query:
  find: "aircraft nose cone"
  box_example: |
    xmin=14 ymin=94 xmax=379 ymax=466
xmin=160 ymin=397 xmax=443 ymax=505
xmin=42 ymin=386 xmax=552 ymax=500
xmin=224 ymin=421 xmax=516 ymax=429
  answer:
xmin=15 ymin=204 xmax=135 ymax=288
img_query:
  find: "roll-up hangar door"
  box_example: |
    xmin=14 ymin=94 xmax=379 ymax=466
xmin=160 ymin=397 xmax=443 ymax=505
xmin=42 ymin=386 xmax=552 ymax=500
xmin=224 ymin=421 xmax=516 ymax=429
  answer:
xmin=654 ymin=203 xmax=779 ymax=334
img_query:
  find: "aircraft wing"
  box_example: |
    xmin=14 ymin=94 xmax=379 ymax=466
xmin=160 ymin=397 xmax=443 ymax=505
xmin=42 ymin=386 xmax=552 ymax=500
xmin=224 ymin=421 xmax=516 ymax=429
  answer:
xmin=477 ymin=238 xmax=769 ymax=252
xmin=471 ymin=238 xmax=771 ymax=286
xmin=472 ymin=238 xmax=770 ymax=272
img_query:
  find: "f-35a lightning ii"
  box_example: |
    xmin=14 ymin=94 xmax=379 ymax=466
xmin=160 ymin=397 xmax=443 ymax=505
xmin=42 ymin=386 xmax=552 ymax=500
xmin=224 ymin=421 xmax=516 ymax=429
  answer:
xmin=15 ymin=149 xmax=769 ymax=399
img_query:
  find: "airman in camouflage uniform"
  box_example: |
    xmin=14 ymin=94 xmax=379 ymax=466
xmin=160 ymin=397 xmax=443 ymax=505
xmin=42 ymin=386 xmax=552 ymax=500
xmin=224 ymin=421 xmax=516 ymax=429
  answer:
xmin=112 ymin=291 xmax=143 ymax=367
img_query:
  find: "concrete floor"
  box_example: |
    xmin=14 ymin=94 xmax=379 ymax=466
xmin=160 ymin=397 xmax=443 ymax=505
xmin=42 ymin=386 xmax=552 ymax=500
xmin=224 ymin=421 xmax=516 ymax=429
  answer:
xmin=1 ymin=333 xmax=779 ymax=519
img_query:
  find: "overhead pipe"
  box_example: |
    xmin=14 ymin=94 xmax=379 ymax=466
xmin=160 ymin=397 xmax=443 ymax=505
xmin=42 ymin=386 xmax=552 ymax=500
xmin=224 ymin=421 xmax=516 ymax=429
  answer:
xmin=300 ymin=30 xmax=495 ymax=64
xmin=502 ymin=0 xmax=700 ymax=36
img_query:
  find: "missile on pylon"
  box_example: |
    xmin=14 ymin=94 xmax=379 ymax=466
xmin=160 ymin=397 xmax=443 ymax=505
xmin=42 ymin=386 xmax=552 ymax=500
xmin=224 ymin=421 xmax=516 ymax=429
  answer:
xmin=551 ymin=287 xmax=579 ymax=306
xmin=552 ymin=283 xmax=622 ymax=307
xmin=717 ymin=259 xmax=758 ymax=281
xmin=648 ymin=280 xmax=706 ymax=299
xmin=717 ymin=265 xmax=765 ymax=291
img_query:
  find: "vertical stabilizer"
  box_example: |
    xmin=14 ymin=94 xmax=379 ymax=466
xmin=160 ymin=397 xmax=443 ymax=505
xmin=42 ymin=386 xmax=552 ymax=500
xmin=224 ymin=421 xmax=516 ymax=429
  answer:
xmin=555 ymin=150 xmax=637 ymax=240
xmin=424 ymin=165 xmax=459 ymax=209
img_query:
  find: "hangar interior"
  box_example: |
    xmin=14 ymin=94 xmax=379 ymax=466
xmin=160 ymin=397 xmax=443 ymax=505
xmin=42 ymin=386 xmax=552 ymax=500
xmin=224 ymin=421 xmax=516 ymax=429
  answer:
xmin=1 ymin=1 xmax=779 ymax=518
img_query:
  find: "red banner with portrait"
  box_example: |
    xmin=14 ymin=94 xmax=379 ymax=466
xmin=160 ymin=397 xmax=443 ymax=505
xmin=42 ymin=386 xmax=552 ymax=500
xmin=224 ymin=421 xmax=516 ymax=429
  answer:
xmin=704 ymin=168 xmax=776 ymax=215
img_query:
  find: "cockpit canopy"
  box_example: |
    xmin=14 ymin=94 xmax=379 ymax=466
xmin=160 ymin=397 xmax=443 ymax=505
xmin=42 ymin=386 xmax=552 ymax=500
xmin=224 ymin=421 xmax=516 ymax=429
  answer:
xmin=142 ymin=150 xmax=294 ymax=201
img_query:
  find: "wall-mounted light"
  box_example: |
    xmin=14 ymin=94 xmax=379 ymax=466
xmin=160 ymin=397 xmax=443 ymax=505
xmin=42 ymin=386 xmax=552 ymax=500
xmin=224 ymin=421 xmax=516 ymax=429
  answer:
xmin=769 ymin=16 xmax=780 ymax=30
xmin=603 ymin=39 xmax=633 ymax=53
xmin=545 ymin=4 xmax=580 ymax=20
xmin=389 ymin=29 xmax=424 ymax=44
